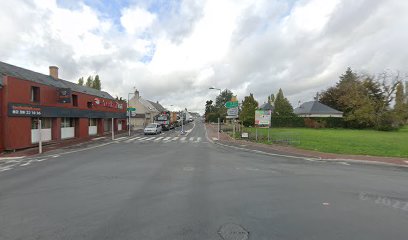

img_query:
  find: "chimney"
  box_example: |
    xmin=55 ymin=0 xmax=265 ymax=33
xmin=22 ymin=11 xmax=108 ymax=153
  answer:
xmin=134 ymin=89 xmax=140 ymax=99
xmin=49 ymin=66 xmax=59 ymax=79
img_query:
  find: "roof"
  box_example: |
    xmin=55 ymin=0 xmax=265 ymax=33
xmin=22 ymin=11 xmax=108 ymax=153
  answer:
xmin=259 ymin=102 xmax=274 ymax=111
xmin=138 ymin=97 xmax=157 ymax=112
xmin=294 ymin=101 xmax=343 ymax=115
xmin=0 ymin=61 xmax=113 ymax=99
xmin=147 ymin=100 xmax=167 ymax=112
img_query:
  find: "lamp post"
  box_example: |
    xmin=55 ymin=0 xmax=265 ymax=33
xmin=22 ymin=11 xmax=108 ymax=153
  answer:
xmin=128 ymin=92 xmax=135 ymax=136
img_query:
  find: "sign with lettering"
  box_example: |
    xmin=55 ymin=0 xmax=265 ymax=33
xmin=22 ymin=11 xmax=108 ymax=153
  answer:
xmin=255 ymin=110 xmax=271 ymax=127
xmin=8 ymin=104 xmax=42 ymax=117
xmin=57 ymin=88 xmax=72 ymax=103
xmin=94 ymin=98 xmax=124 ymax=109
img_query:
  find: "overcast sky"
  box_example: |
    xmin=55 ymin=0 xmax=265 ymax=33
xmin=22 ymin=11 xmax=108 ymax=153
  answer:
xmin=1 ymin=0 xmax=407 ymax=113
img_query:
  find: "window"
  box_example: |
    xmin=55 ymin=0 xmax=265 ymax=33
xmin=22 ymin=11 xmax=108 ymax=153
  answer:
xmin=89 ymin=118 xmax=97 ymax=126
xmin=61 ymin=118 xmax=75 ymax=128
xmin=72 ymin=95 xmax=78 ymax=107
xmin=31 ymin=118 xmax=51 ymax=129
xmin=87 ymin=101 xmax=93 ymax=109
xmin=31 ymin=86 xmax=40 ymax=102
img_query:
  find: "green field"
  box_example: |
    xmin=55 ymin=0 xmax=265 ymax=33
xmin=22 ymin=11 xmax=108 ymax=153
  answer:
xmin=241 ymin=126 xmax=408 ymax=158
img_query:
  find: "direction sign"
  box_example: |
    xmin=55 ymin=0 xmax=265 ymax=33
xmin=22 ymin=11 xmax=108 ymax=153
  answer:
xmin=127 ymin=107 xmax=136 ymax=111
xmin=225 ymin=101 xmax=238 ymax=108
xmin=227 ymin=107 xmax=238 ymax=116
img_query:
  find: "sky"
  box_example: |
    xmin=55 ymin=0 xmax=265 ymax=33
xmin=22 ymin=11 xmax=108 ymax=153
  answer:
xmin=1 ymin=0 xmax=408 ymax=114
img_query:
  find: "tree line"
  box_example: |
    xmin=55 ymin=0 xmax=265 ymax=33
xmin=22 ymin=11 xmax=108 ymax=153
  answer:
xmin=78 ymin=75 xmax=102 ymax=90
xmin=204 ymin=67 xmax=408 ymax=131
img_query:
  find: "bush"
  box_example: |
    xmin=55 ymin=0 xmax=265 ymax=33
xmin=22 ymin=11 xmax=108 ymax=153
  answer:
xmin=375 ymin=112 xmax=400 ymax=131
xmin=271 ymin=116 xmax=305 ymax=127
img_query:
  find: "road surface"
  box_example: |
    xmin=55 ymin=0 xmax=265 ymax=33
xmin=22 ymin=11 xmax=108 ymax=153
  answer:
xmin=1 ymin=121 xmax=407 ymax=239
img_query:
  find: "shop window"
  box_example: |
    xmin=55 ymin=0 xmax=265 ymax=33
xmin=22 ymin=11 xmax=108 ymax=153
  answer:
xmin=31 ymin=118 xmax=51 ymax=129
xmin=87 ymin=101 xmax=93 ymax=109
xmin=89 ymin=118 xmax=97 ymax=126
xmin=61 ymin=118 xmax=75 ymax=128
xmin=72 ymin=94 xmax=78 ymax=107
xmin=31 ymin=86 xmax=40 ymax=102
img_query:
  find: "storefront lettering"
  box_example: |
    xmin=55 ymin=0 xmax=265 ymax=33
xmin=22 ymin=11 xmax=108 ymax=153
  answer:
xmin=10 ymin=105 xmax=42 ymax=116
xmin=94 ymin=98 xmax=123 ymax=109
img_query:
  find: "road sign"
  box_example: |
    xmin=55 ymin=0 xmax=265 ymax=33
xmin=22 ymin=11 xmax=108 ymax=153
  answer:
xmin=227 ymin=107 xmax=238 ymax=116
xmin=225 ymin=101 xmax=238 ymax=108
xmin=127 ymin=107 xmax=136 ymax=111
xmin=226 ymin=115 xmax=238 ymax=119
xmin=255 ymin=110 xmax=271 ymax=126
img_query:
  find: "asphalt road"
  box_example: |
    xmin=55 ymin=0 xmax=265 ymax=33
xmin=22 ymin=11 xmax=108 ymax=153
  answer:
xmin=0 ymin=121 xmax=407 ymax=240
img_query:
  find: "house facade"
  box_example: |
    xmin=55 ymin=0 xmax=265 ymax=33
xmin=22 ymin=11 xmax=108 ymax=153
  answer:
xmin=0 ymin=61 xmax=127 ymax=151
xmin=128 ymin=90 xmax=164 ymax=129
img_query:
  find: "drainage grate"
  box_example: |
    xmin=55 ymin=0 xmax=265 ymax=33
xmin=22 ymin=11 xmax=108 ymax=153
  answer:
xmin=218 ymin=223 xmax=249 ymax=240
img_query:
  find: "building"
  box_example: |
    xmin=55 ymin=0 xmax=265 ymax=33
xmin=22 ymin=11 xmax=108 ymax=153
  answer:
xmin=128 ymin=90 xmax=167 ymax=129
xmin=294 ymin=101 xmax=343 ymax=118
xmin=0 ymin=61 xmax=127 ymax=152
xmin=259 ymin=102 xmax=274 ymax=112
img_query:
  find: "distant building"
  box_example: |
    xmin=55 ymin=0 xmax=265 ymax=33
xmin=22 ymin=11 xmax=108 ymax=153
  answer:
xmin=294 ymin=101 xmax=343 ymax=118
xmin=259 ymin=102 xmax=274 ymax=112
xmin=128 ymin=90 xmax=167 ymax=129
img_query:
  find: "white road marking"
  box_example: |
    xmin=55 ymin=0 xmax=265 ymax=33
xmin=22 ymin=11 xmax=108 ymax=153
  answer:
xmin=138 ymin=137 xmax=148 ymax=141
xmin=163 ymin=137 xmax=171 ymax=141
xmin=196 ymin=137 xmax=202 ymax=142
xmin=189 ymin=137 xmax=194 ymax=141
xmin=92 ymin=137 xmax=106 ymax=141
xmin=125 ymin=137 xmax=141 ymax=143
xmin=50 ymin=154 xmax=60 ymax=158
xmin=172 ymin=137 xmax=179 ymax=141
xmin=146 ymin=137 xmax=156 ymax=141
xmin=154 ymin=137 xmax=164 ymax=141
xmin=115 ymin=137 xmax=127 ymax=141
xmin=0 ymin=167 xmax=12 ymax=172
xmin=212 ymin=137 xmax=218 ymax=141
xmin=338 ymin=162 xmax=351 ymax=165
xmin=0 ymin=156 xmax=25 ymax=160
xmin=20 ymin=160 xmax=34 ymax=166
xmin=180 ymin=137 xmax=187 ymax=141
xmin=183 ymin=167 xmax=194 ymax=171
xmin=34 ymin=158 xmax=48 ymax=162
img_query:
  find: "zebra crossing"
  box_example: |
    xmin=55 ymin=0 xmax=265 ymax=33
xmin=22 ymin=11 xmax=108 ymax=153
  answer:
xmin=123 ymin=136 xmax=203 ymax=144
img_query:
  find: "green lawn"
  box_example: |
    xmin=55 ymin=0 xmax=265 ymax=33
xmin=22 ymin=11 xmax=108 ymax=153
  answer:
xmin=242 ymin=126 xmax=408 ymax=158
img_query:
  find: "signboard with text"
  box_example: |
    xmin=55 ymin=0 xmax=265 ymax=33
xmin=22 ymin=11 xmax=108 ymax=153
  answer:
xmin=8 ymin=104 xmax=42 ymax=117
xmin=57 ymin=88 xmax=72 ymax=103
xmin=255 ymin=110 xmax=271 ymax=127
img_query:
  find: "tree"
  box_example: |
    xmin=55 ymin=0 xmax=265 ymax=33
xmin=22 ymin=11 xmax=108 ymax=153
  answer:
xmin=86 ymin=76 xmax=93 ymax=87
xmin=78 ymin=77 xmax=84 ymax=86
xmin=215 ymin=89 xmax=234 ymax=121
xmin=273 ymin=88 xmax=294 ymax=116
xmin=395 ymin=81 xmax=407 ymax=124
xmin=240 ymin=93 xmax=258 ymax=127
xmin=92 ymin=75 xmax=101 ymax=90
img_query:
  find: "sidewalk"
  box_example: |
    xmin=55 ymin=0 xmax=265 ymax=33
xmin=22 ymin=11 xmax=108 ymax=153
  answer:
xmin=205 ymin=124 xmax=408 ymax=167
xmin=0 ymin=130 xmax=142 ymax=159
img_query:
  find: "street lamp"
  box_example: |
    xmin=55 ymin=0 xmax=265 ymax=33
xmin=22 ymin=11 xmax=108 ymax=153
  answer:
xmin=209 ymin=87 xmax=222 ymax=94
xmin=127 ymin=92 xmax=135 ymax=136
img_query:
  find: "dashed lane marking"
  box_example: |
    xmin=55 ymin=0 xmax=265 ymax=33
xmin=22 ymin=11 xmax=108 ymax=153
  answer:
xmin=0 ymin=156 xmax=26 ymax=160
xmin=20 ymin=160 xmax=34 ymax=167
xmin=195 ymin=137 xmax=202 ymax=142
xmin=180 ymin=137 xmax=187 ymax=141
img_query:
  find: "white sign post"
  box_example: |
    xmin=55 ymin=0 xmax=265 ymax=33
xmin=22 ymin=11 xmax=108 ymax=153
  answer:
xmin=38 ymin=118 xmax=42 ymax=154
xmin=111 ymin=118 xmax=114 ymax=140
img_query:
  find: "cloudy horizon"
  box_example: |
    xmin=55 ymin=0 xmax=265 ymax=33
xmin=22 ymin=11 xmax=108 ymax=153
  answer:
xmin=1 ymin=0 xmax=407 ymax=113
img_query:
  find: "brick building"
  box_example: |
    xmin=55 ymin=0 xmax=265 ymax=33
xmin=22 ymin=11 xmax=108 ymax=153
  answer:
xmin=0 ymin=61 xmax=127 ymax=151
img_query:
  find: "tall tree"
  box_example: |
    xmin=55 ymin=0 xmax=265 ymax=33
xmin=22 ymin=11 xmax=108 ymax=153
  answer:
xmin=273 ymin=88 xmax=294 ymax=116
xmin=78 ymin=77 xmax=84 ymax=86
xmin=395 ymin=81 xmax=407 ymax=124
xmin=92 ymin=74 xmax=101 ymax=90
xmin=86 ymin=76 xmax=93 ymax=87
xmin=215 ymin=89 xmax=234 ymax=121
xmin=240 ymin=93 xmax=258 ymax=127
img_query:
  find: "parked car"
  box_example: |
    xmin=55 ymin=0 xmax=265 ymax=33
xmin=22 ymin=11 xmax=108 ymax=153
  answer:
xmin=144 ymin=123 xmax=162 ymax=135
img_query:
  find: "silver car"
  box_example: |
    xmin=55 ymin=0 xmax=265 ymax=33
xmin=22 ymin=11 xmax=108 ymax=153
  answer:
xmin=144 ymin=123 xmax=162 ymax=135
